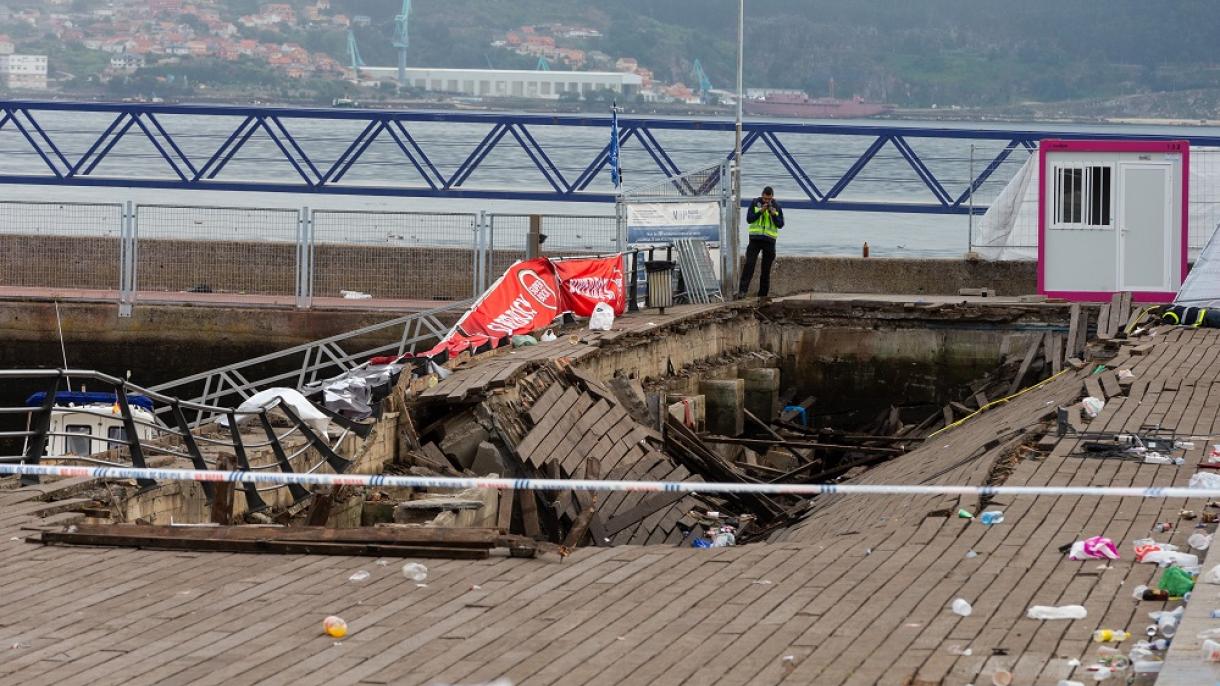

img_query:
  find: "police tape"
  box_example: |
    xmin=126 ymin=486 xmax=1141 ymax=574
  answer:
xmin=2 ymin=463 xmax=1220 ymax=499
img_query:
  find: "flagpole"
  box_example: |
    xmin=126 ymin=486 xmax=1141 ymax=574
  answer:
xmin=727 ymin=0 xmax=744 ymax=298
xmin=611 ymin=102 xmax=624 ymax=252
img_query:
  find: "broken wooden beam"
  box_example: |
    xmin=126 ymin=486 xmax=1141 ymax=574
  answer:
xmin=699 ymin=435 xmax=905 ymax=454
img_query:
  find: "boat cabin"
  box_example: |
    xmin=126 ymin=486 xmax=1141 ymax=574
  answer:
xmin=24 ymin=392 xmax=160 ymax=458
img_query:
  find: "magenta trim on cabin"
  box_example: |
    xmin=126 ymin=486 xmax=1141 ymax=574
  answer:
xmin=1036 ymin=139 xmax=1189 ymax=303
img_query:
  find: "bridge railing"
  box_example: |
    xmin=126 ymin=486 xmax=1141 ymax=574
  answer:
xmin=0 ymin=199 xmax=613 ymax=314
xmin=4 ymin=99 xmax=1220 ymax=217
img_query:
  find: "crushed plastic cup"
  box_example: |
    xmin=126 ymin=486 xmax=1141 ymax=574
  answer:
xmin=951 ymin=598 xmax=973 ymax=616
xmin=402 ymin=562 xmax=428 ymax=582
xmin=348 ymin=570 xmax=370 ymax=583
xmin=1092 ymin=629 xmax=1130 ymax=643
xmin=323 ymin=615 xmax=348 ymax=638
xmin=1189 ymin=532 xmax=1213 ymax=551
xmin=1203 ymin=639 xmax=1220 ymax=662
xmin=1027 ymin=605 xmax=1087 ymax=620
xmin=1082 ymin=396 xmax=1105 ymax=418
xmin=979 ymin=511 xmax=1004 ymax=526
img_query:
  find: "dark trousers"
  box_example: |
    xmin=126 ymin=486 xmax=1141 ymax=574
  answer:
xmin=739 ymin=236 xmax=776 ymax=297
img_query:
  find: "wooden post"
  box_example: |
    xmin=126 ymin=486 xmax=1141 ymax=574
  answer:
xmin=210 ymin=454 xmax=235 ymax=525
xmin=526 ymin=214 xmax=543 ymax=258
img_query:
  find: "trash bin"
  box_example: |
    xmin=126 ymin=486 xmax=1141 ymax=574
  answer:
xmin=645 ymin=260 xmax=675 ymax=313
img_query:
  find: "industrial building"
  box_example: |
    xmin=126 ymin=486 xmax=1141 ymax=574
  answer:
xmin=357 ymin=66 xmax=642 ymax=100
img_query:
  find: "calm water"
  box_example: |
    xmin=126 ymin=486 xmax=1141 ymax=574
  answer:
xmin=0 ymin=110 xmax=1216 ymax=257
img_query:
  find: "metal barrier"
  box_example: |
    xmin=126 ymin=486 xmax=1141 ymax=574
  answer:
xmin=149 ymin=299 xmax=462 ymax=424
xmin=0 ymin=200 xmax=125 ymax=292
xmin=0 ymin=199 xmax=623 ymax=315
xmin=133 ymin=204 xmax=302 ymax=298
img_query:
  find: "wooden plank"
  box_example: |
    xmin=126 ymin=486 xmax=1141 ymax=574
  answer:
xmin=1108 ymin=292 xmax=1124 ymax=337
xmin=780 ymin=396 xmax=816 ymax=423
xmin=1008 ymin=333 xmax=1045 ymax=396
xmin=33 ymin=531 xmax=493 ymax=559
xmin=496 ymin=490 xmax=514 ymax=534
xmin=1066 ymin=303 xmax=1082 ymax=359
xmin=1047 ymin=333 xmax=1063 ymax=374
xmin=1084 ymin=376 xmax=1104 ymax=401
xmin=39 ymin=523 xmax=513 ymax=545
xmin=210 ymin=454 xmax=235 ymax=525
xmin=1118 ymin=291 xmax=1133 ymax=333
xmin=519 ymin=489 xmax=541 ymax=539
xmin=1099 ymin=370 xmax=1122 ymax=399
xmin=1096 ymin=303 xmax=1112 ymax=340
xmin=601 ymin=492 xmax=688 ymax=536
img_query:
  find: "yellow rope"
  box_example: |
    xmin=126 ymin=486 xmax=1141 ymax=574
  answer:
xmin=929 ymin=368 xmax=1073 ymax=438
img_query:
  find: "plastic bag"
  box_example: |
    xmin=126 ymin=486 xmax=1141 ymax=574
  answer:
xmin=1202 ymin=565 xmax=1220 ymax=585
xmin=539 ymin=329 xmax=557 ymax=343
xmin=511 ymin=334 xmax=538 ymax=348
xmin=1068 ymin=536 xmax=1119 ymax=560
xmin=219 ymin=387 xmax=330 ymax=439
xmin=1158 ymin=566 xmax=1196 ymax=597
xmin=589 ymin=302 xmax=615 ymax=331
xmin=1191 ymin=471 xmax=1220 ymax=490
xmin=1082 ymin=396 xmax=1105 ymax=418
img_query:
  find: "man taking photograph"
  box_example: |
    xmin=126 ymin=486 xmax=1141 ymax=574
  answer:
xmin=737 ymin=186 xmax=784 ymax=298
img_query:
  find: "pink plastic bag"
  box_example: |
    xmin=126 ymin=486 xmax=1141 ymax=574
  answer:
xmin=1069 ymin=536 xmax=1120 ymax=561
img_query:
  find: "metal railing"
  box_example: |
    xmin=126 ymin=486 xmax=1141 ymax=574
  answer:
xmin=148 ymin=299 xmax=461 ymax=424
xmin=4 ymin=99 xmax=1220 ymax=216
xmin=0 ymin=368 xmax=353 ymax=505
xmin=0 ymin=199 xmax=615 ymax=315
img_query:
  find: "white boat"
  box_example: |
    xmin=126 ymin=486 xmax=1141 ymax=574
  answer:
xmin=24 ymin=391 xmax=161 ymax=458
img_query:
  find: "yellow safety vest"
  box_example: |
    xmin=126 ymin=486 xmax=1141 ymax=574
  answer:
xmin=749 ymin=205 xmax=779 ymax=239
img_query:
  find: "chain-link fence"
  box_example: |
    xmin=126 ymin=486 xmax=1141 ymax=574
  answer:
xmin=0 ymin=200 xmax=644 ymax=311
xmin=485 ymin=212 xmax=618 ymax=278
xmin=0 ymin=201 xmax=124 ymax=291
xmin=134 ymin=205 xmax=301 ymax=297
xmin=311 ymin=210 xmax=479 ymax=302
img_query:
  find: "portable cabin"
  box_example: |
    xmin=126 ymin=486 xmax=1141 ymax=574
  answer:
xmin=1038 ymin=140 xmax=1188 ymax=301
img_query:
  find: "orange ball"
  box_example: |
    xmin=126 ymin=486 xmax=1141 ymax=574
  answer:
xmin=323 ymin=615 xmax=348 ymax=638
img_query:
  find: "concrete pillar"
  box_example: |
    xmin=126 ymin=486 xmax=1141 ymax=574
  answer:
xmin=666 ymin=393 xmax=706 ymax=432
xmin=699 ymin=379 xmax=744 ymax=436
xmin=742 ymin=367 xmax=781 ymax=422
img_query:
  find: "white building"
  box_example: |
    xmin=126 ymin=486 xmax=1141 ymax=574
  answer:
xmin=357 ymin=66 xmax=642 ymax=100
xmin=110 ymin=53 xmax=145 ymax=73
xmin=0 ymin=53 xmax=48 ymax=90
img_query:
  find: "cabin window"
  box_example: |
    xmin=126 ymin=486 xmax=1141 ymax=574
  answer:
xmin=107 ymin=426 xmax=127 ymax=448
xmin=1053 ymin=165 xmax=1112 ymax=229
xmin=64 ymin=425 xmax=92 ymax=455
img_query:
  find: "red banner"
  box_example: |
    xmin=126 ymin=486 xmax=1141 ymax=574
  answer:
xmin=454 ymin=258 xmax=562 ymax=342
xmin=555 ymin=255 xmax=627 ymax=316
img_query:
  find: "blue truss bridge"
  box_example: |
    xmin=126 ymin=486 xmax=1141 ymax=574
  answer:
xmin=1 ymin=99 xmax=1218 ymax=214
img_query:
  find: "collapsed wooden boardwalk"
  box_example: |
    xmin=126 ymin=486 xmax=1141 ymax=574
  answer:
xmin=1 ymin=299 xmax=1217 ymax=685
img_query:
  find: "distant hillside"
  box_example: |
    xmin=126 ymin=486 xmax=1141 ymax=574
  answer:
xmin=334 ymin=0 xmax=1220 ymax=114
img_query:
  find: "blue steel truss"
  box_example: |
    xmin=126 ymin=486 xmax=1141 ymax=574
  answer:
xmin=2 ymin=99 xmax=1219 ymax=214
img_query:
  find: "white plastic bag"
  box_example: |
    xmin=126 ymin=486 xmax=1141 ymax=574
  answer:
xmin=539 ymin=329 xmax=557 ymax=342
xmin=1082 ymin=396 xmax=1105 ymax=418
xmin=1190 ymin=471 xmax=1220 ymax=490
xmin=1202 ymin=565 xmax=1220 ymax=585
xmin=588 ymin=302 xmax=615 ymax=331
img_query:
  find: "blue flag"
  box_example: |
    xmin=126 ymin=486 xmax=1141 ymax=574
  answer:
xmin=609 ymin=104 xmax=621 ymax=189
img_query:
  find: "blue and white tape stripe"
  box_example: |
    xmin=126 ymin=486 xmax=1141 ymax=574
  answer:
xmin=2 ymin=463 xmax=1220 ymax=499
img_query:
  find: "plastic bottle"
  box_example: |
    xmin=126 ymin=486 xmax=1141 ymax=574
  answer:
xmin=1203 ymin=639 xmax=1220 ymax=662
xmin=1027 ymin=605 xmax=1087 ymax=620
xmin=979 ymin=511 xmax=1004 ymax=526
xmin=1131 ymin=659 xmax=1163 ymax=675
xmin=1092 ymin=629 xmax=1131 ymax=643
xmin=951 ymin=598 xmax=972 ymax=616
xmin=402 ymin=562 xmax=428 ymax=582
xmin=1157 ymin=609 xmax=1182 ymax=637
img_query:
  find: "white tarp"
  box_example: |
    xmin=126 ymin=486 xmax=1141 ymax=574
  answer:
xmin=1176 ymin=225 xmax=1220 ymax=307
xmin=975 ymin=148 xmax=1220 ymax=261
xmin=218 ymin=387 xmax=330 ymax=439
